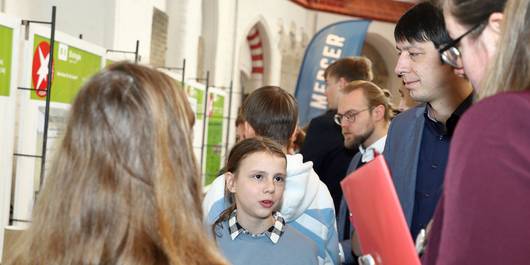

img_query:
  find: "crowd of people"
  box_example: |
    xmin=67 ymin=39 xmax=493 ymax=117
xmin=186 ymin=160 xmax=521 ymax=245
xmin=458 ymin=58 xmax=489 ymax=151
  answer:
xmin=4 ymin=0 xmax=529 ymax=264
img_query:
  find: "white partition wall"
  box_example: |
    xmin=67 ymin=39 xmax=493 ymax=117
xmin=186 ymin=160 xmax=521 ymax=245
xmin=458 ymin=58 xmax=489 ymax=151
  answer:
xmin=0 ymin=12 xmax=20 ymax=263
xmin=12 ymin=24 xmax=105 ymax=228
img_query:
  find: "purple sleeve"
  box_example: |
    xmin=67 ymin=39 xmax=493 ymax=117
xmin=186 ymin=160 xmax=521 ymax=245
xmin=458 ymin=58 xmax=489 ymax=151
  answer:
xmin=423 ymin=92 xmax=530 ymax=265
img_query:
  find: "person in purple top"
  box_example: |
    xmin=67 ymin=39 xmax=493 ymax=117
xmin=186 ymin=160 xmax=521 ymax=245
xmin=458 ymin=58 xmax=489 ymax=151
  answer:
xmin=423 ymin=0 xmax=530 ymax=264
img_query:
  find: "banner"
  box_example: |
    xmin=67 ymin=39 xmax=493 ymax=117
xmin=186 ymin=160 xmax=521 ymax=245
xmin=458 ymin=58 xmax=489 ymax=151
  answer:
xmin=0 ymin=14 xmax=20 ymax=263
xmin=294 ymin=20 xmax=371 ymax=126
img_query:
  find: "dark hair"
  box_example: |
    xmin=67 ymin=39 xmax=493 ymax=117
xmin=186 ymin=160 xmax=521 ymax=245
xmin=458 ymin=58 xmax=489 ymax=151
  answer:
xmin=445 ymin=0 xmax=507 ymax=31
xmin=324 ymin=56 xmax=373 ymax=82
xmin=394 ymin=2 xmax=452 ymax=48
xmin=211 ymin=137 xmax=286 ymax=238
xmin=241 ymin=86 xmax=298 ymax=146
xmin=235 ymin=107 xmax=244 ymax=126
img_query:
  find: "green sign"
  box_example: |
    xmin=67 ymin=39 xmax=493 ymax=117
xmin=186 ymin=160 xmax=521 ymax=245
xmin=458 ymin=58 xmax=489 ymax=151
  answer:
xmin=105 ymin=59 xmax=115 ymax=67
xmin=205 ymin=93 xmax=225 ymax=185
xmin=0 ymin=25 xmax=13 ymax=97
xmin=31 ymin=35 xmax=102 ymax=103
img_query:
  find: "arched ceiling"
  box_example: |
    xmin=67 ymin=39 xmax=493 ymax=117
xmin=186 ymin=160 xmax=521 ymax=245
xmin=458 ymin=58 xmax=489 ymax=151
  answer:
xmin=290 ymin=0 xmax=419 ymax=23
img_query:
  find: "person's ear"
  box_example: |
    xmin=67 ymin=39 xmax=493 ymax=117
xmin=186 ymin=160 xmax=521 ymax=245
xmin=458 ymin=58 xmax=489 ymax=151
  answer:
xmin=372 ymin=105 xmax=385 ymax=121
xmin=225 ymin=172 xmax=236 ymax=193
xmin=243 ymin=121 xmax=256 ymax=139
xmin=487 ymin=12 xmax=504 ymax=35
xmin=338 ymin=77 xmax=349 ymax=89
xmin=482 ymin=12 xmax=504 ymax=59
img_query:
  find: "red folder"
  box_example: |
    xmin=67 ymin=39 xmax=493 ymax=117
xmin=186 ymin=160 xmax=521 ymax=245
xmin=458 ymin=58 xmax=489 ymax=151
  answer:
xmin=340 ymin=155 xmax=420 ymax=265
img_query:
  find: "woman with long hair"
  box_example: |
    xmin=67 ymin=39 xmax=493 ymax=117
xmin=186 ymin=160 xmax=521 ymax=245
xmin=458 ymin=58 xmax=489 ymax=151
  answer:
xmin=6 ymin=62 xmax=228 ymax=265
xmin=423 ymin=0 xmax=530 ymax=263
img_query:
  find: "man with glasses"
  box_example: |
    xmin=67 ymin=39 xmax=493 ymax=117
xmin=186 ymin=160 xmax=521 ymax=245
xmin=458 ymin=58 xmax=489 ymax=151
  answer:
xmin=336 ymin=80 xmax=394 ymax=264
xmin=301 ymin=56 xmax=373 ymax=215
xmin=384 ymin=2 xmax=473 ymax=243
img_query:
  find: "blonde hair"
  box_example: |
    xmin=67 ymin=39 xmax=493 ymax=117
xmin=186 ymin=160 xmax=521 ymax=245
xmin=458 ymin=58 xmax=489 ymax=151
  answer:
xmin=342 ymin=80 xmax=397 ymax=121
xmin=479 ymin=0 xmax=530 ymax=99
xmin=7 ymin=63 xmax=227 ymax=265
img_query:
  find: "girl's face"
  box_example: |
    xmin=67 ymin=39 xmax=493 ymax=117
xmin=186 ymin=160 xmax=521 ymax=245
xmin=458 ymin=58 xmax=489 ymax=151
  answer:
xmin=226 ymin=151 xmax=286 ymax=229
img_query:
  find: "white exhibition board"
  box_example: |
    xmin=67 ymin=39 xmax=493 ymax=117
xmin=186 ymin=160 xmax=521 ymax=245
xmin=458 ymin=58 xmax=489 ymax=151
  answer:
xmin=157 ymin=69 xmax=229 ymax=186
xmin=13 ymin=23 xmax=106 ymax=227
xmin=0 ymin=12 xmax=20 ymax=263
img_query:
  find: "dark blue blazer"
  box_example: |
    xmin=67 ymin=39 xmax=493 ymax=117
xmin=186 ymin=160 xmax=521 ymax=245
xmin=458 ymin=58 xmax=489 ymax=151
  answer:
xmin=383 ymin=104 xmax=426 ymax=226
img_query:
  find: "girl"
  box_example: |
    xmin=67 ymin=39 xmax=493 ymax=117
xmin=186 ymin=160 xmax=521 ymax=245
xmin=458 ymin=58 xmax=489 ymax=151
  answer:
xmin=423 ymin=0 xmax=530 ymax=263
xmin=212 ymin=137 xmax=318 ymax=265
xmin=6 ymin=63 xmax=228 ymax=265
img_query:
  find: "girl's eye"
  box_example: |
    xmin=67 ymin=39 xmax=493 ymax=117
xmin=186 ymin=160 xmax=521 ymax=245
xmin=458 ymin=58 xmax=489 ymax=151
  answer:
xmin=273 ymin=175 xmax=285 ymax=183
xmin=253 ymin=174 xmax=263 ymax=180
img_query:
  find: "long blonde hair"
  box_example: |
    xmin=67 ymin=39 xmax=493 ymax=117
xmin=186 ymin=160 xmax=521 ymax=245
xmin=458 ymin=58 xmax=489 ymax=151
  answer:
xmin=479 ymin=0 xmax=530 ymax=99
xmin=7 ymin=63 xmax=227 ymax=265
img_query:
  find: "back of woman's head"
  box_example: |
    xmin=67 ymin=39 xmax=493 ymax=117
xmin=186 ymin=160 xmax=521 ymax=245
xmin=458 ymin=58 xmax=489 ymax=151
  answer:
xmin=7 ymin=62 xmax=227 ymax=265
xmin=444 ymin=0 xmax=507 ymax=29
xmin=480 ymin=0 xmax=530 ymax=98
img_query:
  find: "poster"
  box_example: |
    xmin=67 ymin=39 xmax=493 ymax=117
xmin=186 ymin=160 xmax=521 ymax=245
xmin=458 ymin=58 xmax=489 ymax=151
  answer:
xmin=30 ymin=34 xmax=102 ymax=103
xmin=0 ymin=13 xmax=20 ymax=263
xmin=205 ymin=91 xmax=226 ymax=185
xmin=12 ymin=24 xmax=105 ymax=228
xmin=0 ymin=24 xmax=13 ymax=96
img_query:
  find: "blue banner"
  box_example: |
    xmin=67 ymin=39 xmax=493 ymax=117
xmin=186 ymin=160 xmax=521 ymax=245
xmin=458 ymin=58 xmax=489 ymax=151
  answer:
xmin=294 ymin=20 xmax=371 ymax=126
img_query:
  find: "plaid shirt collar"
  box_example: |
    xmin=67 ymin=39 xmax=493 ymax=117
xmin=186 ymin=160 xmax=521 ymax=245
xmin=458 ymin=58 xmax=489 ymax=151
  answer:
xmin=228 ymin=209 xmax=285 ymax=244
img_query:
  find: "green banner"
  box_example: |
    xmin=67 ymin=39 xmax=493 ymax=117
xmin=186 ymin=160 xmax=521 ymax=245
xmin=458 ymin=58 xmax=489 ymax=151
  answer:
xmin=0 ymin=25 xmax=13 ymax=97
xmin=30 ymin=35 xmax=102 ymax=103
xmin=205 ymin=93 xmax=225 ymax=185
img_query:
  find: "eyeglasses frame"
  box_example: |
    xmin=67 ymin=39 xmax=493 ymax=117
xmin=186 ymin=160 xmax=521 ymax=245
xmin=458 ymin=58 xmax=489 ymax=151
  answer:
xmin=334 ymin=107 xmax=372 ymax=125
xmin=438 ymin=23 xmax=484 ymax=68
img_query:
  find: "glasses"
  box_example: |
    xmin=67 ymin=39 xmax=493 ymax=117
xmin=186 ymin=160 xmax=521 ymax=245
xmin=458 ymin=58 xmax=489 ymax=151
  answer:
xmin=334 ymin=108 xmax=371 ymax=125
xmin=438 ymin=23 xmax=484 ymax=68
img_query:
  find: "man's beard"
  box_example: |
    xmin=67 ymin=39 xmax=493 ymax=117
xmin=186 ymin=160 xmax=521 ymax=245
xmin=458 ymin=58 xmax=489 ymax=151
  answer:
xmin=344 ymin=126 xmax=374 ymax=150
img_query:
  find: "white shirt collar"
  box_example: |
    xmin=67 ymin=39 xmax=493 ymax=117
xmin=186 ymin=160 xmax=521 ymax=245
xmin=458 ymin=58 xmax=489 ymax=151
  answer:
xmin=358 ymin=135 xmax=387 ymax=163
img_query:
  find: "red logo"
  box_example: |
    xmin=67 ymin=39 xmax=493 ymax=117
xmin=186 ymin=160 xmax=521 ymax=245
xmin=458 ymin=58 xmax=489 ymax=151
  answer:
xmin=31 ymin=41 xmax=54 ymax=98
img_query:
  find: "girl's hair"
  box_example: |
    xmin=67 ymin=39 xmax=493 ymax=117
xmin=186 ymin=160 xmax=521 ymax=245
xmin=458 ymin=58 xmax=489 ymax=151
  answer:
xmin=444 ymin=0 xmax=507 ymax=32
xmin=479 ymin=0 xmax=530 ymax=99
xmin=7 ymin=62 xmax=227 ymax=265
xmin=211 ymin=137 xmax=286 ymax=237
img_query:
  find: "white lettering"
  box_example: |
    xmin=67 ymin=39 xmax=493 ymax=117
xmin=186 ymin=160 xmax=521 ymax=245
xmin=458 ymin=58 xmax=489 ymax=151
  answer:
xmin=0 ymin=59 xmax=4 ymax=65
xmin=56 ymin=71 xmax=79 ymax=80
xmin=316 ymin=69 xmax=325 ymax=81
xmin=0 ymin=67 xmax=5 ymax=74
xmin=326 ymin=34 xmax=345 ymax=47
xmin=320 ymin=58 xmax=330 ymax=69
xmin=68 ymin=50 xmax=82 ymax=63
xmin=310 ymin=94 xmax=328 ymax=110
xmin=313 ymin=82 xmax=326 ymax=94
xmin=323 ymin=46 xmax=341 ymax=58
